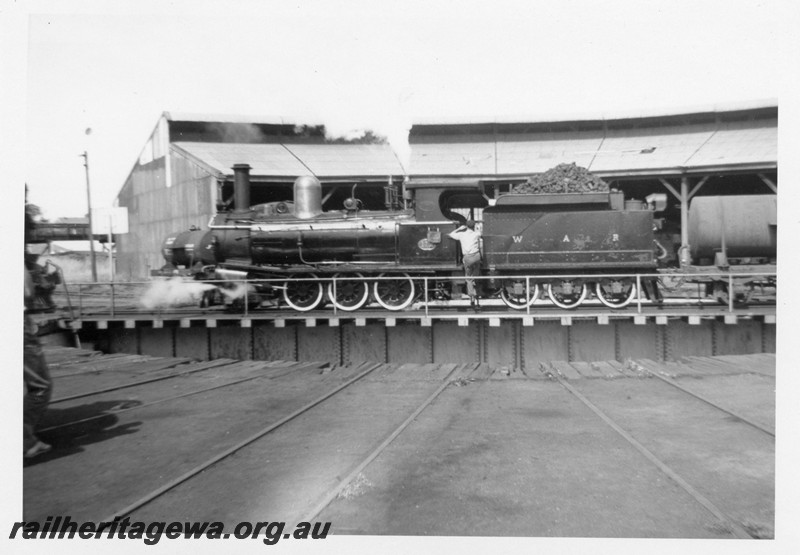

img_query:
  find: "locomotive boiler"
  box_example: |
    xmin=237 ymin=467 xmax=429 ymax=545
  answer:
xmin=159 ymin=164 xmax=676 ymax=311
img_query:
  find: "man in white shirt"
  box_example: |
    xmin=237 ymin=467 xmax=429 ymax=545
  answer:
xmin=447 ymin=220 xmax=482 ymax=310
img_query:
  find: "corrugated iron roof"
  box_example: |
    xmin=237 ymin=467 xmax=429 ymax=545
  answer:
xmin=497 ymin=131 xmax=604 ymax=174
xmin=682 ymin=119 xmax=778 ymax=168
xmin=173 ymin=142 xmax=404 ymax=178
xmin=285 ymin=144 xmax=404 ymax=177
xmin=410 ymin=142 xmax=497 ymax=175
xmin=410 ymin=118 xmax=776 ymax=176
xmin=173 ymin=143 xmax=310 ymax=176
xmin=169 ymin=106 xmax=776 ymax=179
xmin=587 ymin=124 xmax=718 ymax=173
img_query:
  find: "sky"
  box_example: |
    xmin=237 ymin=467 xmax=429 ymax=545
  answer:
xmin=5 ymin=0 xmax=798 ymax=220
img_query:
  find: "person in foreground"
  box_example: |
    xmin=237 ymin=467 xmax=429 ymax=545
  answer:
xmin=24 ymin=266 xmax=52 ymax=459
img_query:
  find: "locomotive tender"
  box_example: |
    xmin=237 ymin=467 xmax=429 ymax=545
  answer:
xmin=160 ymin=164 xmax=678 ymax=311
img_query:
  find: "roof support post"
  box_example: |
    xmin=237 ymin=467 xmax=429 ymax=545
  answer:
xmin=757 ymin=173 xmax=777 ymax=193
xmin=679 ymin=176 xmax=691 ymax=267
xmin=658 ymin=178 xmax=681 ymax=201
xmin=660 ymin=176 xmax=699 ymax=268
xmin=688 ymin=176 xmax=710 ymax=200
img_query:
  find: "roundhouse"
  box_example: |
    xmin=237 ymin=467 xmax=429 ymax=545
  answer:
xmin=114 ymin=101 xmax=777 ymax=280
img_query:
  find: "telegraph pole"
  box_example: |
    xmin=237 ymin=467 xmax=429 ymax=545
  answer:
xmin=80 ymin=150 xmax=98 ymax=281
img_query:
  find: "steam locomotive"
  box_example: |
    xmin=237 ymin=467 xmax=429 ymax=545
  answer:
xmin=158 ymin=164 xmax=776 ymax=311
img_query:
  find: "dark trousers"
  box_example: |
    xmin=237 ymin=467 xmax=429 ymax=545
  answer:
xmin=462 ymin=253 xmax=481 ymax=298
xmin=24 ymin=314 xmax=51 ymax=451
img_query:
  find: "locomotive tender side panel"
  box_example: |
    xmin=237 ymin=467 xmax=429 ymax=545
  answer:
xmin=483 ymin=209 xmax=656 ymax=270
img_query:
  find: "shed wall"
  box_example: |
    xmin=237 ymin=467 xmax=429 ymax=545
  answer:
xmin=116 ymin=151 xmax=217 ymax=280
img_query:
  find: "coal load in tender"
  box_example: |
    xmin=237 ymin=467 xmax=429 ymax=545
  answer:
xmin=512 ymin=162 xmax=609 ymax=194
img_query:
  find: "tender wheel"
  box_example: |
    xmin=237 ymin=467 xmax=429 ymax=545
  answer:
xmin=594 ymin=279 xmax=637 ymax=309
xmin=373 ymin=273 xmax=416 ymax=311
xmin=547 ymin=280 xmax=588 ymax=309
xmin=327 ymin=273 xmax=370 ymax=311
xmin=500 ymin=279 xmax=540 ymax=309
xmin=283 ymin=274 xmax=324 ymax=312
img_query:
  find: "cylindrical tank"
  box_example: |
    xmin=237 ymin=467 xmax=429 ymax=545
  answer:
xmin=294 ymin=175 xmax=322 ymax=219
xmin=162 ymin=229 xmax=217 ymax=267
xmin=688 ymin=195 xmax=776 ymax=260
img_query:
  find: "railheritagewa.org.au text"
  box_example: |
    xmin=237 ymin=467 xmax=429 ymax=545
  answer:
xmin=9 ymin=516 xmax=331 ymax=545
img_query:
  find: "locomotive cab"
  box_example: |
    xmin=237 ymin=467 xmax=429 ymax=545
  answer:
xmin=399 ymin=179 xmax=488 ymax=267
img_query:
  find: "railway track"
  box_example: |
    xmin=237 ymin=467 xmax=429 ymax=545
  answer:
xmin=545 ymin=368 xmax=773 ymax=539
xmin=25 ymin=349 xmax=774 ymax=538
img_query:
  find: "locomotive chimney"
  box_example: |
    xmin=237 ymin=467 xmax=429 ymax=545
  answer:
xmin=232 ymin=164 xmax=251 ymax=213
xmin=294 ymin=175 xmax=322 ymax=219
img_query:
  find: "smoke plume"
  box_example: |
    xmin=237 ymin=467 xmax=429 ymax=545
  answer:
xmin=140 ymin=277 xmax=216 ymax=309
xmin=207 ymin=122 xmax=268 ymax=143
xmin=320 ymin=92 xmax=413 ymax=175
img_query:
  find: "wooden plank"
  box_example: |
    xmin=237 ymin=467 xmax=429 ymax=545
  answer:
xmin=68 ymin=356 xmax=193 ymax=377
xmin=429 ymin=363 xmax=458 ymax=381
xmin=387 ymin=363 xmax=434 ymax=380
xmin=549 ymin=361 xmax=582 ymax=380
xmin=50 ymin=357 xmax=243 ymax=402
xmin=596 ymin=360 xmax=634 ymax=379
xmin=468 ymin=363 xmax=494 ymax=380
xmin=448 ymin=363 xmax=481 ymax=381
xmin=635 ymin=358 xmax=682 ymax=378
xmin=681 ymin=356 xmax=743 ymax=376
xmin=53 ymin=352 xmax=139 ymax=364
xmin=520 ymin=362 xmax=549 ymax=380
xmin=373 ymin=362 xmax=411 ymax=379
xmin=45 ymin=354 xmax=108 ymax=371
xmin=709 ymin=355 xmax=758 ymax=374
xmin=492 ymin=364 xmax=528 ymax=380
xmin=569 ymin=361 xmax=599 ymax=378
xmin=713 ymin=354 xmax=775 ymax=377
xmin=490 ymin=364 xmax=523 ymax=379
xmin=49 ymin=355 xmax=155 ymax=377
xmin=42 ymin=347 xmax=103 ymax=363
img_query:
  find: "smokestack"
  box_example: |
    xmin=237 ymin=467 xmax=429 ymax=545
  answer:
xmin=232 ymin=164 xmax=251 ymax=212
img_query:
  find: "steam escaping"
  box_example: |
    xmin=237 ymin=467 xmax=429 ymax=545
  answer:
xmin=217 ymin=281 xmax=251 ymax=302
xmin=140 ymin=277 xmax=216 ymax=309
xmin=384 ymin=118 xmax=412 ymax=176
xmin=140 ymin=277 xmax=257 ymax=310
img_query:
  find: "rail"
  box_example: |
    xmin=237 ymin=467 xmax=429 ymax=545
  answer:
xmin=50 ymin=270 xmax=776 ymax=319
